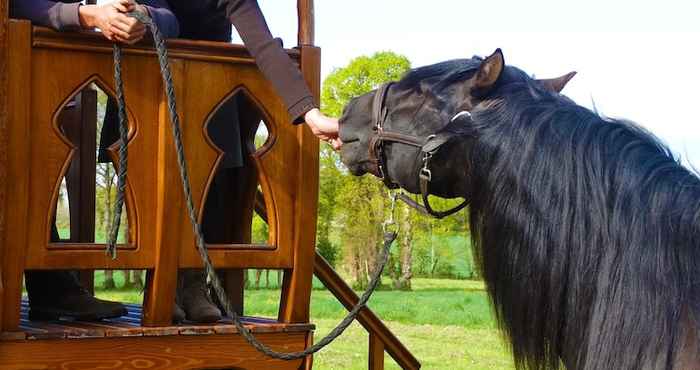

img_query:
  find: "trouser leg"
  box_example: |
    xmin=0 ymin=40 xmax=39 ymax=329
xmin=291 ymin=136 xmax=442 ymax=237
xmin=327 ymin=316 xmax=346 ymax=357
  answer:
xmin=25 ymin=220 xmax=127 ymax=321
xmin=174 ymin=172 xmax=227 ymax=323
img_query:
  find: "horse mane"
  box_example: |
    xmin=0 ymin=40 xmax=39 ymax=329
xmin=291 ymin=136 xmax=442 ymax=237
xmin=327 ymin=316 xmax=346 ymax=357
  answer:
xmin=467 ymin=76 xmax=700 ymax=369
xmin=397 ymin=57 xmax=483 ymax=93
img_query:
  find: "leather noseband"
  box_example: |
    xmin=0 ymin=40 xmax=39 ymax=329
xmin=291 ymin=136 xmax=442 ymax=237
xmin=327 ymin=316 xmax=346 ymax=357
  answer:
xmin=367 ymin=82 xmax=468 ymax=219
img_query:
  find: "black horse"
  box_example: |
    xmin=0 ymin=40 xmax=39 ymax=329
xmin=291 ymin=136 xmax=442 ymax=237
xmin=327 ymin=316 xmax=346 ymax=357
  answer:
xmin=338 ymin=49 xmax=700 ymax=370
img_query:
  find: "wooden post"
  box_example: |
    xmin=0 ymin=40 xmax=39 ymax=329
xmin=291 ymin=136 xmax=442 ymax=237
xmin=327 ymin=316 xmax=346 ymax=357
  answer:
xmin=0 ymin=0 xmax=8 ymax=331
xmin=369 ymin=333 xmax=386 ymax=370
xmin=278 ymin=44 xmax=320 ymax=324
xmin=279 ymin=0 xmax=320 ymax=327
xmin=59 ymin=90 xmax=98 ymax=293
xmin=142 ymin=76 xmax=186 ymax=326
xmin=62 ymin=90 xmax=97 ymax=247
xmin=2 ymin=20 xmax=32 ymax=331
xmin=297 ymin=0 xmax=314 ymax=46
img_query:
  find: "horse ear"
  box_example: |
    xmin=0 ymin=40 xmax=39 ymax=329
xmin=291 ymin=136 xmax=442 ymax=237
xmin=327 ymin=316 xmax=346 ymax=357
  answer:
xmin=538 ymin=71 xmax=577 ymax=93
xmin=472 ymin=49 xmax=505 ymax=94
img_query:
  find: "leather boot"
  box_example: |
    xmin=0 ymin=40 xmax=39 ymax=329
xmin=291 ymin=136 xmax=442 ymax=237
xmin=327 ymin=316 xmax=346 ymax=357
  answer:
xmin=172 ymin=302 xmax=186 ymax=323
xmin=26 ymin=270 xmax=127 ymax=321
xmin=176 ymin=269 xmax=221 ymax=323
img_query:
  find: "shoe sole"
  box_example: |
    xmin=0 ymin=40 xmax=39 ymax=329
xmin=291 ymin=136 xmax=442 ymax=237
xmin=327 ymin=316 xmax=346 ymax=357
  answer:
xmin=28 ymin=308 xmax=128 ymax=321
xmin=184 ymin=314 xmax=222 ymax=323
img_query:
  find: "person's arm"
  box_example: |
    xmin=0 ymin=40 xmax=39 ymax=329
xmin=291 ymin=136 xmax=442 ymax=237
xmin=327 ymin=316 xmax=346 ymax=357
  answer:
xmin=219 ymin=0 xmax=340 ymax=147
xmin=218 ymin=0 xmax=316 ymax=125
xmin=11 ymin=0 xmax=178 ymax=41
xmin=10 ymin=0 xmax=83 ymax=31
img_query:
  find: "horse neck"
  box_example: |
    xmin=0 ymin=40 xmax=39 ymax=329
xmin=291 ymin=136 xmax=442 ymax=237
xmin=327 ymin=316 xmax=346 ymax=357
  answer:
xmin=427 ymin=138 xmax=473 ymax=198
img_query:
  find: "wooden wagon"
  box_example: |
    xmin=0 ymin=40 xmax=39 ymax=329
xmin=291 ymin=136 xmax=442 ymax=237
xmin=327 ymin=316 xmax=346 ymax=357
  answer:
xmin=0 ymin=1 xmax=419 ymax=368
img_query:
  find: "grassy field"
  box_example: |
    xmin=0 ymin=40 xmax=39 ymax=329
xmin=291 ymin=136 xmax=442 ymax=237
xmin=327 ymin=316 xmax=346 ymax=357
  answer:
xmin=95 ymin=274 xmax=514 ymax=370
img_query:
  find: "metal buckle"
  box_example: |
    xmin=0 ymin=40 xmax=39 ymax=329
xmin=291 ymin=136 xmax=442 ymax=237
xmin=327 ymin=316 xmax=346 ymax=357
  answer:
xmin=378 ymin=163 xmax=387 ymax=180
xmin=419 ymin=167 xmax=432 ymax=182
xmin=382 ymin=191 xmax=399 ymax=234
xmin=420 ymin=151 xmax=433 ymax=182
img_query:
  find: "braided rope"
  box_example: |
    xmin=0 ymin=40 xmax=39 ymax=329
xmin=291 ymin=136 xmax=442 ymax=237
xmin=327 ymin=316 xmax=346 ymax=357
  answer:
xmin=106 ymin=44 xmax=129 ymax=259
xmin=107 ymin=10 xmax=398 ymax=360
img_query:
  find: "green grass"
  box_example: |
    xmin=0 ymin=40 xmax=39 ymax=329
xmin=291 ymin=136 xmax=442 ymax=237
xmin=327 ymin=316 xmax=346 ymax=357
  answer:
xmin=56 ymin=227 xmax=127 ymax=243
xmin=311 ymin=320 xmax=512 ymax=370
xmin=245 ymin=285 xmax=496 ymax=330
xmin=94 ymin=276 xmax=513 ymax=370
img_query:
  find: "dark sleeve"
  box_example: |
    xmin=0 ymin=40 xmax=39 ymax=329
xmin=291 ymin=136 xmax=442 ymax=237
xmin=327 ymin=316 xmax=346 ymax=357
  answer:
xmin=11 ymin=0 xmax=180 ymax=38
xmin=141 ymin=0 xmax=180 ymax=39
xmin=218 ymin=0 xmax=316 ymax=124
xmin=10 ymin=0 xmax=82 ymax=31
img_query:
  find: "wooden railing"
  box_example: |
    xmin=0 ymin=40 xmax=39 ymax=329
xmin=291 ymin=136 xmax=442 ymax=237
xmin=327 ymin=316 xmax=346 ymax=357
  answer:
xmin=313 ymin=253 xmax=421 ymax=370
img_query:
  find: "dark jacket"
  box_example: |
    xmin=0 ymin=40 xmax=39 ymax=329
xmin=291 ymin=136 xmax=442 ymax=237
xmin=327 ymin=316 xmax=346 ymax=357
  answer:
xmin=10 ymin=0 xmax=179 ymax=38
xmin=175 ymin=0 xmax=317 ymax=123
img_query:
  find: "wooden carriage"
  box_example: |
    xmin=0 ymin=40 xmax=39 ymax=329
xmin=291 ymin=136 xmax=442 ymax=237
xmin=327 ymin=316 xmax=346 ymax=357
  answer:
xmin=0 ymin=1 xmax=419 ymax=368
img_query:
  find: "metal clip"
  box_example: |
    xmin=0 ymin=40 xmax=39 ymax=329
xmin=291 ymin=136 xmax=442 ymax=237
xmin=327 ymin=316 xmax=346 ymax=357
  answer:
xmin=420 ymin=151 xmax=433 ymax=181
xmin=382 ymin=190 xmax=399 ymax=234
xmin=420 ymin=167 xmax=432 ymax=182
xmin=377 ymin=163 xmax=386 ymax=180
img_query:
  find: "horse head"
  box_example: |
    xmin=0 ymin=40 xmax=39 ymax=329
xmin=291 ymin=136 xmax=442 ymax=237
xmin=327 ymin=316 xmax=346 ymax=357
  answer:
xmin=338 ymin=49 xmax=575 ymax=200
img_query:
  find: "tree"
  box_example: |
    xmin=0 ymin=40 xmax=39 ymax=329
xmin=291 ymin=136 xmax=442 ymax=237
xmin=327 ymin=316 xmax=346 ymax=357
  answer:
xmin=322 ymin=52 xmax=410 ymax=117
xmin=315 ymin=144 xmax=342 ymax=267
xmin=320 ymin=52 xmax=411 ymax=288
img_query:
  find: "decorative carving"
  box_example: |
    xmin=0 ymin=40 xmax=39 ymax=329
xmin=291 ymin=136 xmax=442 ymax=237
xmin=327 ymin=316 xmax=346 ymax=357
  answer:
xmin=201 ymin=87 xmax=274 ymax=248
xmin=49 ymin=76 xmax=136 ymax=249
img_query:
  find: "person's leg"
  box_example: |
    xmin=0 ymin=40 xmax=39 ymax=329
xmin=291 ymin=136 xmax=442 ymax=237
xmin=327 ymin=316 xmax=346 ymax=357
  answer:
xmin=176 ymin=269 xmax=221 ymax=323
xmin=25 ymin=223 xmax=127 ymax=321
xmin=175 ymin=96 xmax=246 ymax=323
xmin=174 ymin=171 xmax=229 ymax=323
xmin=204 ymin=94 xmax=263 ymax=317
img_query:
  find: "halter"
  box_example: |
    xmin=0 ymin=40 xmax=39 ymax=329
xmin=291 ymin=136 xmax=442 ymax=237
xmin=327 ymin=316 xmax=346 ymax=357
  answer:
xmin=367 ymin=82 xmax=468 ymax=219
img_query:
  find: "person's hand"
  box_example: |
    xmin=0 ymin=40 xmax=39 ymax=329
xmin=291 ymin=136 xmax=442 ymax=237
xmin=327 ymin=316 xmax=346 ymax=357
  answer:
xmin=78 ymin=0 xmax=147 ymax=45
xmin=304 ymin=108 xmax=342 ymax=150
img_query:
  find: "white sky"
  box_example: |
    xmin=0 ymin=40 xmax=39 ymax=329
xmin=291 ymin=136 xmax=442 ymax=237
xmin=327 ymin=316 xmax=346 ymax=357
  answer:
xmin=254 ymin=0 xmax=700 ymax=168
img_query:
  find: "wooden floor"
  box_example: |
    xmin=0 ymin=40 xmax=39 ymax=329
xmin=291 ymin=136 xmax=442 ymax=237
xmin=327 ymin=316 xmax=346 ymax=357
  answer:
xmin=0 ymin=300 xmax=314 ymax=370
xmin=2 ymin=300 xmax=313 ymax=340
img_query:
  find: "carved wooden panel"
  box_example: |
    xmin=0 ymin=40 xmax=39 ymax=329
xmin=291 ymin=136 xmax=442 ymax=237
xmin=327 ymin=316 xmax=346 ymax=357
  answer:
xmin=24 ymin=46 xmax=162 ymax=269
xmin=174 ymin=59 xmax=298 ymax=269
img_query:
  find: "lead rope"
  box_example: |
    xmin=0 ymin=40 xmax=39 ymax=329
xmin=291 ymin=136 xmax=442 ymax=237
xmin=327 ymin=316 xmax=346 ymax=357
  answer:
xmin=106 ymin=10 xmax=398 ymax=360
xmin=105 ymin=37 xmax=129 ymax=259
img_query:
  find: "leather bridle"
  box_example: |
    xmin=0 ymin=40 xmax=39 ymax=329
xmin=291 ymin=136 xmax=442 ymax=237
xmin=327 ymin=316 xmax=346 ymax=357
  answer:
xmin=367 ymin=82 xmax=468 ymax=219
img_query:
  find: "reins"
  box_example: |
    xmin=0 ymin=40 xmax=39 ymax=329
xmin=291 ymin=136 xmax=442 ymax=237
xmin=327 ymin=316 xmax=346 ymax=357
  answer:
xmin=368 ymin=82 xmax=468 ymax=219
xmin=105 ymin=10 xmax=398 ymax=360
